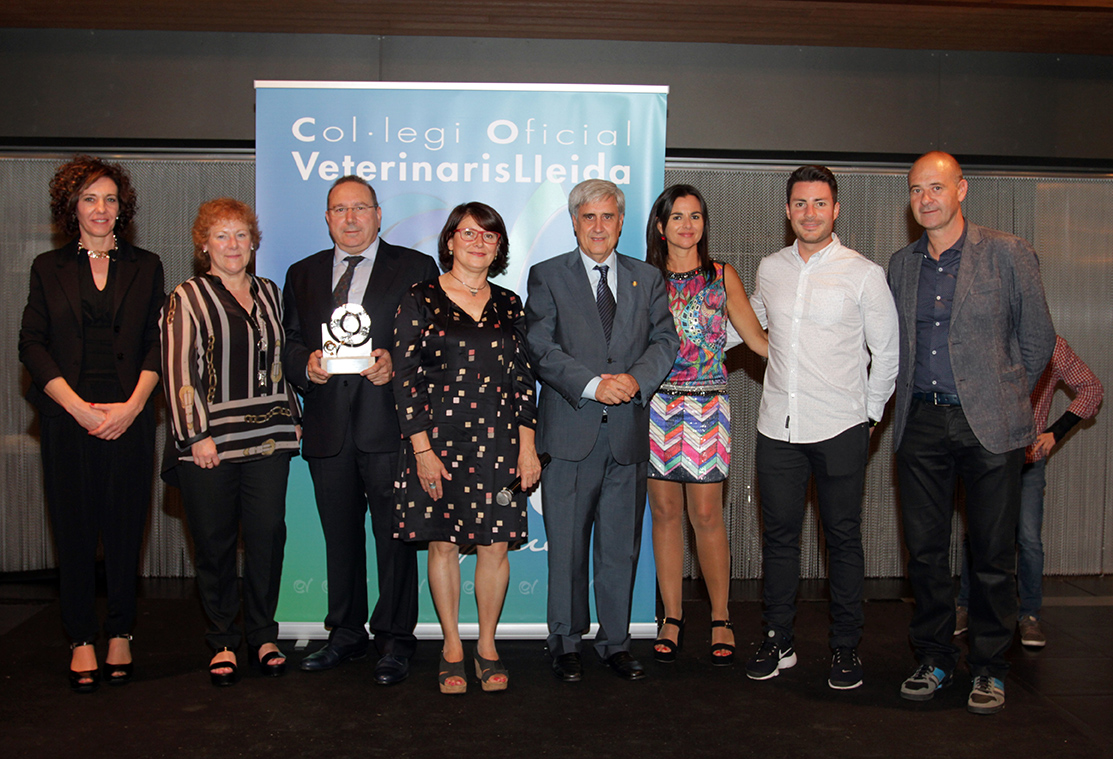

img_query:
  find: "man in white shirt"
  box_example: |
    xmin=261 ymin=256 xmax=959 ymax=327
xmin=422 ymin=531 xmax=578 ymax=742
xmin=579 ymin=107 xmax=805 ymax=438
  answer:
xmin=746 ymin=165 xmax=899 ymax=690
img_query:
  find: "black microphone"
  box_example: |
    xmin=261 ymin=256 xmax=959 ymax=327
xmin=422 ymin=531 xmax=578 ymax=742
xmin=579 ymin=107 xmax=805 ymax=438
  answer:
xmin=496 ymin=452 xmax=551 ymax=506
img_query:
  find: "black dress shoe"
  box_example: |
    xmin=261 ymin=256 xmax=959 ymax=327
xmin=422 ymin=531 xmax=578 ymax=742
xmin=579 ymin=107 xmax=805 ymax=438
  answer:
xmin=373 ymin=654 xmax=410 ymax=685
xmin=606 ymin=651 xmax=646 ymax=681
xmin=299 ymin=642 xmax=368 ymax=672
xmin=552 ymin=652 xmax=583 ymax=683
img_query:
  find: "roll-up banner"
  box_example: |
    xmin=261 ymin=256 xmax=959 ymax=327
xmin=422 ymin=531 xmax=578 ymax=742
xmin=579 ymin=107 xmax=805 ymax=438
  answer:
xmin=255 ymin=81 xmax=668 ymax=640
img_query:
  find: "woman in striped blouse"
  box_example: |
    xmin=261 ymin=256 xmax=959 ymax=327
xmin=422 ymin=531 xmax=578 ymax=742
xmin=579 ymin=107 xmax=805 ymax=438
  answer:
xmin=161 ymin=198 xmax=301 ymax=686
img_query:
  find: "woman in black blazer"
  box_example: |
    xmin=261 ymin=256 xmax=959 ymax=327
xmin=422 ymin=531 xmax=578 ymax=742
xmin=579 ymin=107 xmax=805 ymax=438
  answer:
xmin=18 ymin=155 xmax=164 ymax=693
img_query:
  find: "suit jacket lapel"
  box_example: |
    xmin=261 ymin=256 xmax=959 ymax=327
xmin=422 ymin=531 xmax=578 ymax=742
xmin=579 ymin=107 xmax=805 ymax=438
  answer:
xmin=900 ymin=249 xmax=920 ymax=346
xmin=112 ymin=242 xmax=140 ymax=324
xmin=364 ymin=241 xmax=403 ymax=308
xmin=951 ymin=223 xmax=981 ymax=326
xmin=54 ymin=241 xmax=84 ymax=332
xmin=564 ymin=250 xmax=605 ymax=339
xmin=611 ymin=254 xmax=636 ymax=341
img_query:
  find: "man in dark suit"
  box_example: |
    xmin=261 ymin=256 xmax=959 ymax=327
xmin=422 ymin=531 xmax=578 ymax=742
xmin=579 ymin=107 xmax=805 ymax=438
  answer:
xmin=888 ymin=152 xmax=1055 ymax=714
xmin=525 ymin=179 xmax=679 ymax=683
xmin=283 ymin=176 xmax=439 ymax=683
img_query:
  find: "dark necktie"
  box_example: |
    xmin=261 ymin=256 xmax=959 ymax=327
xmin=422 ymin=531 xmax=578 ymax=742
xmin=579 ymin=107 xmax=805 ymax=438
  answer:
xmin=332 ymin=255 xmax=362 ymax=307
xmin=594 ymin=264 xmax=615 ymax=344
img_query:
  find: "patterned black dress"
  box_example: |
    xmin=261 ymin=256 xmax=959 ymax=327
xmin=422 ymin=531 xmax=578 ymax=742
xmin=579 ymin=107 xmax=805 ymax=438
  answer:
xmin=392 ymin=279 xmax=537 ymax=545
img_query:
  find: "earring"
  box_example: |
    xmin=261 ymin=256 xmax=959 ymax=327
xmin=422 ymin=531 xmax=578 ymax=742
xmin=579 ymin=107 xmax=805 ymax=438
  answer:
xmin=660 ymin=235 xmax=666 ymax=241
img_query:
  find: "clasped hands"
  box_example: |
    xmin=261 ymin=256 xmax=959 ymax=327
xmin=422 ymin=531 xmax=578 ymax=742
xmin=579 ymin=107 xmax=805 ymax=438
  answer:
xmin=595 ymin=373 xmax=639 ymax=405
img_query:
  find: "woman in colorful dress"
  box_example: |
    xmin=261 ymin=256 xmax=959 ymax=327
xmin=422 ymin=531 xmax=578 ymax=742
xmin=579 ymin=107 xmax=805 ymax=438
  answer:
xmin=392 ymin=201 xmax=540 ymax=694
xmin=645 ymin=184 xmax=768 ymax=665
xmin=161 ymin=198 xmax=301 ymax=685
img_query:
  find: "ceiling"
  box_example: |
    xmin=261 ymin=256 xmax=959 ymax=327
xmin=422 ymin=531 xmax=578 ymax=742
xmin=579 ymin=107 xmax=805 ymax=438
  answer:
xmin=2 ymin=0 xmax=1112 ymax=56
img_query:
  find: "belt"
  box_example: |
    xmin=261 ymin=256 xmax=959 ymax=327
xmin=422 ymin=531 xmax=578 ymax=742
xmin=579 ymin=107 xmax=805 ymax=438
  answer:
xmin=913 ymin=391 xmax=961 ymax=406
xmin=601 ymin=412 xmax=608 ymax=423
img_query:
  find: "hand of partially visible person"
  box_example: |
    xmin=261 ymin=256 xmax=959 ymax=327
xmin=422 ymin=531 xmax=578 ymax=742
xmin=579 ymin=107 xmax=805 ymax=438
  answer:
xmin=191 ymin=437 xmax=221 ymax=469
xmin=295 ymin=425 xmax=302 ymax=442
xmin=88 ymin=400 xmax=141 ymax=440
xmin=596 ymin=373 xmax=638 ymax=405
xmin=415 ymin=447 xmax=451 ymax=502
xmin=517 ymin=445 xmax=542 ymax=492
xmin=360 ymin=348 xmax=392 ymax=385
xmin=1033 ymin=431 xmax=1056 ymax=457
xmin=308 ymin=350 xmax=331 ymax=385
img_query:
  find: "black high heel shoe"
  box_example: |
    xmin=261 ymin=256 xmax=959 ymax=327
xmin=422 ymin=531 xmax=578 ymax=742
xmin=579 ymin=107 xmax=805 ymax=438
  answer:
xmin=69 ymin=641 xmax=100 ymax=694
xmin=104 ymin=633 xmax=133 ymax=686
xmin=209 ymin=648 xmax=238 ymax=687
xmin=254 ymin=645 xmax=287 ymax=678
xmin=710 ymin=619 xmax=735 ymax=667
xmin=653 ymin=617 xmax=685 ymax=663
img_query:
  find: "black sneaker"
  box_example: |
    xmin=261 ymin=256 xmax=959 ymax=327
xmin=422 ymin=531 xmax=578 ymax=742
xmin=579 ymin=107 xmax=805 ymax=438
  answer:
xmin=745 ymin=629 xmax=796 ymax=680
xmin=828 ymin=646 xmax=863 ymax=690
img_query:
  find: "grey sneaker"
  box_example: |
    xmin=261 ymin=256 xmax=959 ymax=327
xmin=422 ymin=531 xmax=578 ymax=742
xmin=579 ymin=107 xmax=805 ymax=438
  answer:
xmin=745 ymin=629 xmax=796 ymax=680
xmin=968 ymin=675 xmax=1005 ymax=715
xmin=954 ymin=606 xmax=968 ymax=636
xmin=900 ymin=663 xmax=952 ymax=701
xmin=1019 ymin=616 xmax=1046 ymax=648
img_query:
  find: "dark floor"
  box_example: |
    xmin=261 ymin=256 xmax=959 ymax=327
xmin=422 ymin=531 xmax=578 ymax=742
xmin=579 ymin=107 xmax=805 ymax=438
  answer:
xmin=2 ymin=575 xmax=1111 ymax=759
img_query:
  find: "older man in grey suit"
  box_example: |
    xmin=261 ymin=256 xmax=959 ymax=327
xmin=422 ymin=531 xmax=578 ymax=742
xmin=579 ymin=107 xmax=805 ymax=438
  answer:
xmin=526 ymin=179 xmax=679 ymax=683
xmin=889 ymin=152 xmax=1055 ymax=715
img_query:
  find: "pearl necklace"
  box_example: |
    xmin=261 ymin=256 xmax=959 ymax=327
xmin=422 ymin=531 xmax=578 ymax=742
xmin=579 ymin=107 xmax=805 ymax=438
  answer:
xmin=448 ymin=271 xmax=488 ymax=296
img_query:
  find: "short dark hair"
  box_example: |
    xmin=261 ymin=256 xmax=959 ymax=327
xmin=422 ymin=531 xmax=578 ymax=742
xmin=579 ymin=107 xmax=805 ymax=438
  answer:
xmin=437 ymin=201 xmax=510 ymax=277
xmin=645 ymin=184 xmax=713 ymax=281
xmin=786 ymin=165 xmax=838 ymax=205
xmin=192 ymin=198 xmax=261 ymax=275
xmin=49 ymin=154 xmax=138 ymax=238
xmin=327 ymin=175 xmax=378 ymax=208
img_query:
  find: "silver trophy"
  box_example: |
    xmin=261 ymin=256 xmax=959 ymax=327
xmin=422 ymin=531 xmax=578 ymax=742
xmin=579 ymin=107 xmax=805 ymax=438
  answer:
xmin=321 ymin=303 xmax=374 ymax=374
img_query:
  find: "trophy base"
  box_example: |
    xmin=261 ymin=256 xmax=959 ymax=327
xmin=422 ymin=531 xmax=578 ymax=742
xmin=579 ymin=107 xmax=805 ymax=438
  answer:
xmin=324 ymin=355 xmax=375 ymax=374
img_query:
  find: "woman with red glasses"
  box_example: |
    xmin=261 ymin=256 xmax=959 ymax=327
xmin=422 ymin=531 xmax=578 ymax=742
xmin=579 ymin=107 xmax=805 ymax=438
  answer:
xmin=392 ymin=201 xmax=540 ymax=694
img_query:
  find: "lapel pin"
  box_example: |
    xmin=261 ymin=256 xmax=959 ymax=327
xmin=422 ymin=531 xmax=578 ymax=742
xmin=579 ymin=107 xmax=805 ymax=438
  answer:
xmin=632 ymin=281 xmax=638 ymax=287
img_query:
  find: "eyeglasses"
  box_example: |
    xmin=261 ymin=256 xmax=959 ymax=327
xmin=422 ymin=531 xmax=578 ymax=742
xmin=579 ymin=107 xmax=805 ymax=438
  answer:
xmin=454 ymin=228 xmax=501 ymax=245
xmin=327 ymin=204 xmax=378 ymax=216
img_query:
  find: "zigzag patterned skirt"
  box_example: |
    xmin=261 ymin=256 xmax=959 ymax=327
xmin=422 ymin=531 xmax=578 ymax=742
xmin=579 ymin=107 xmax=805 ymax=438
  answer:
xmin=648 ymin=389 xmax=731 ymax=483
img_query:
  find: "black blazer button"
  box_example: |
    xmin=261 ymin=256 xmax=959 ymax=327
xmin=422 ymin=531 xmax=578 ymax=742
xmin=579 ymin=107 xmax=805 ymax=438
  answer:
xmin=607 ymin=358 xmax=613 ymax=364
xmin=114 ymin=325 xmax=121 ymax=333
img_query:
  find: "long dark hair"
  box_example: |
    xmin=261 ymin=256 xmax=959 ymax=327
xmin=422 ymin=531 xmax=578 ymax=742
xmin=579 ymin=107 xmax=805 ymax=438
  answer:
xmin=645 ymin=184 xmax=713 ymax=280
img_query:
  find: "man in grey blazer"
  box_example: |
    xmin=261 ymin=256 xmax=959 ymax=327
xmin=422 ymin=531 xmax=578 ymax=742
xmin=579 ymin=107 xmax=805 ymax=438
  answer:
xmin=525 ymin=179 xmax=679 ymax=682
xmin=889 ymin=152 xmax=1055 ymax=714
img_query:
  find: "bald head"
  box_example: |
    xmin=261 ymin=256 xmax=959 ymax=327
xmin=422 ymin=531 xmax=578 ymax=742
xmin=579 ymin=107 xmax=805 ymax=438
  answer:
xmin=908 ymin=151 xmax=968 ymax=244
xmin=910 ymin=151 xmax=963 ymax=185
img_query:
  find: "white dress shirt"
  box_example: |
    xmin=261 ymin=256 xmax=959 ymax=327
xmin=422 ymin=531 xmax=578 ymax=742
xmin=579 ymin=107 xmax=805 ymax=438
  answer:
xmin=749 ymin=234 xmax=899 ymax=444
xmin=579 ymin=249 xmax=617 ymax=401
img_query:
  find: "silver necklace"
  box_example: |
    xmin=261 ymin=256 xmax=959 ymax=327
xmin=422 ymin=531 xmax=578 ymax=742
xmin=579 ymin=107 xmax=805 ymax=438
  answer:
xmin=448 ymin=271 xmax=488 ymax=296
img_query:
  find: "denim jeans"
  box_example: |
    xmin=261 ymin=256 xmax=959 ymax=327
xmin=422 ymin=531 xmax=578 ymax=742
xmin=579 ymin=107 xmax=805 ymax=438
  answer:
xmin=958 ymin=458 xmax=1047 ymax=620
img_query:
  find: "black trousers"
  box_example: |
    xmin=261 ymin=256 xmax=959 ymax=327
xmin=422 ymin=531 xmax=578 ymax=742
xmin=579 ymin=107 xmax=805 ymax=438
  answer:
xmin=896 ymin=399 xmax=1022 ymax=679
xmin=40 ymin=406 xmax=153 ymax=643
xmin=306 ymin=429 xmax=417 ymax=657
xmin=755 ymin=424 xmax=869 ymax=649
xmin=178 ymin=452 xmax=290 ymax=652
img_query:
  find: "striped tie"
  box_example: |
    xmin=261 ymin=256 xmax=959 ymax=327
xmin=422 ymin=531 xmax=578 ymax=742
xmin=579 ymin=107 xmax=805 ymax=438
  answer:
xmin=595 ymin=264 xmax=615 ymax=344
xmin=332 ymin=255 xmax=362 ymax=307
